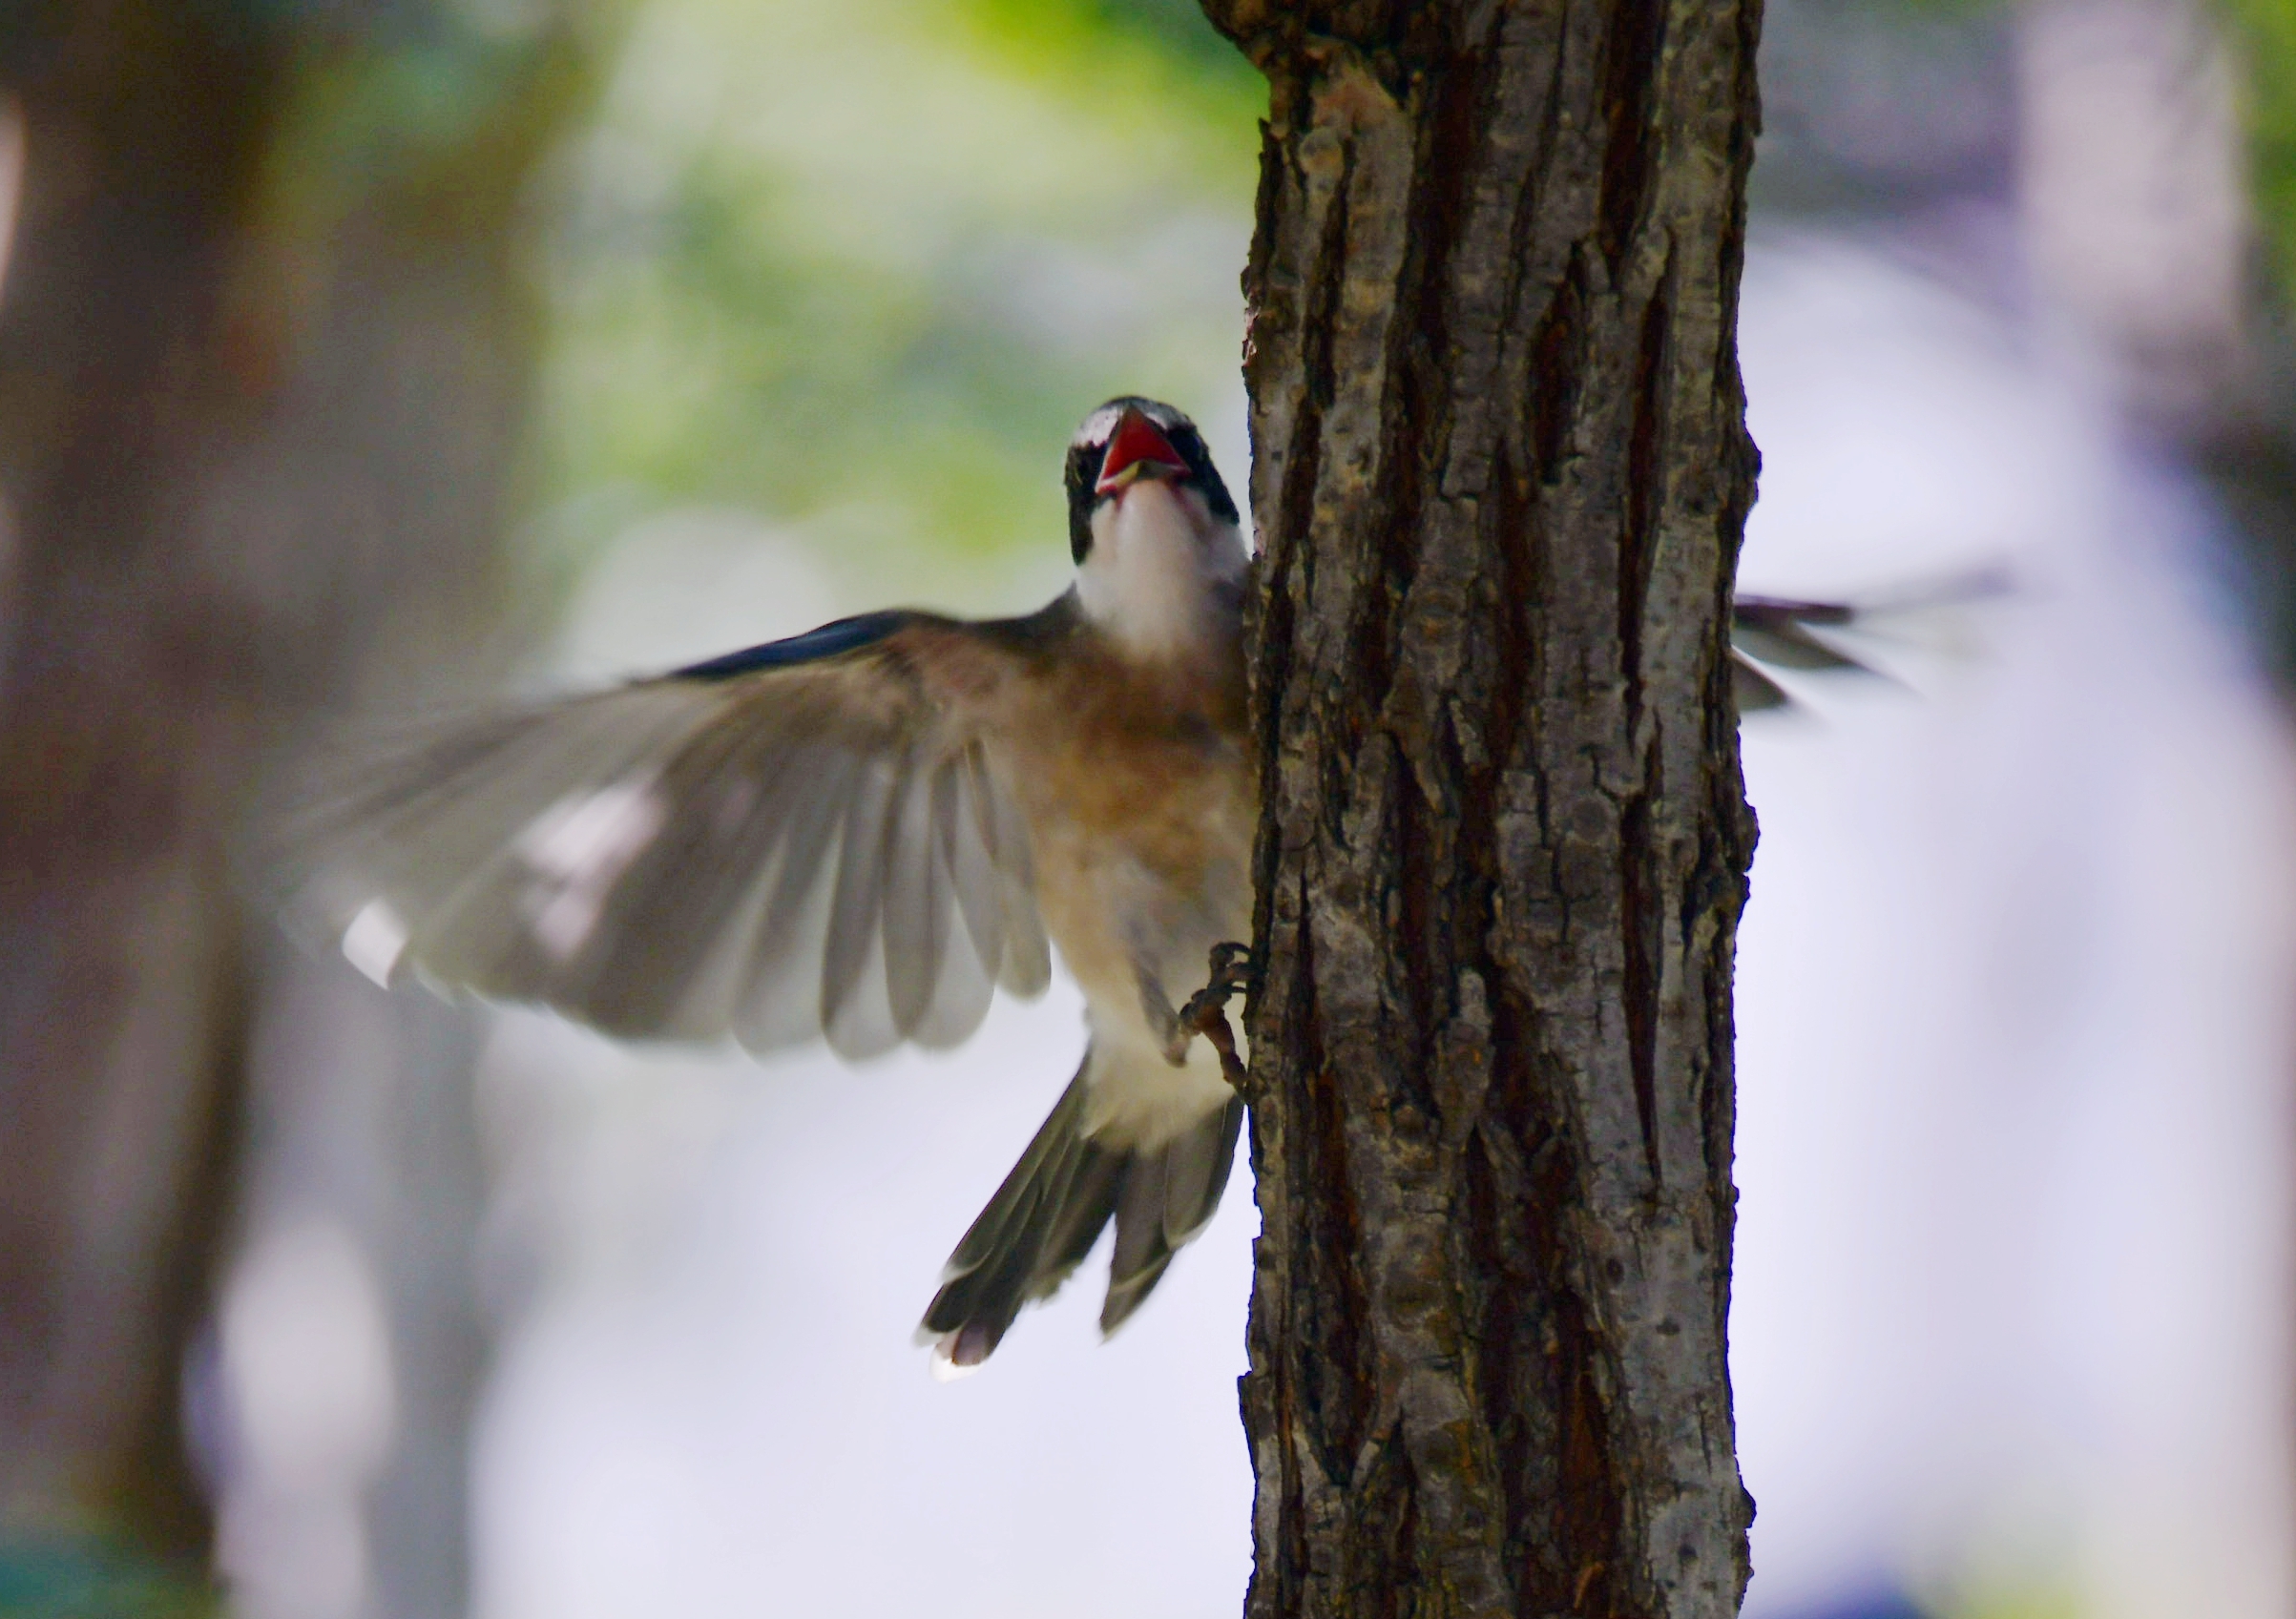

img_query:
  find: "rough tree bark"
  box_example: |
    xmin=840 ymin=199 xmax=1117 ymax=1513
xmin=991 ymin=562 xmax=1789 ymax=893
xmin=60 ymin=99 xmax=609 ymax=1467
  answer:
xmin=1196 ymin=4 xmax=1763 ymax=1615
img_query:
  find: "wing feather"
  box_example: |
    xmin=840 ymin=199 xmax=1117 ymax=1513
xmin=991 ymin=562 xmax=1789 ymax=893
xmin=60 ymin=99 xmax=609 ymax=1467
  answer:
xmin=943 ymin=744 xmax=1008 ymax=981
xmin=320 ymin=685 xmax=709 ymax=932
xmin=1000 ymin=883 xmax=1053 ymax=997
xmin=286 ymin=616 xmax=1050 ymax=1059
xmin=546 ymin=712 xmax=805 ymax=1037
xmin=733 ymin=748 xmax=853 ymax=1051
xmin=977 ymin=743 xmax=1053 ymax=998
xmin=823 ymin=755 xmax=904 ymax=1060
xmin=909 ymin=758 xmax=995 ymax=1048
xmin=1731 ymin=654 xmax=1791 ymax=713
xmin=1728 ymin=595 xmax=1867 ymax=714
xmin=879 ymin=753 xmax=945 ymax=1041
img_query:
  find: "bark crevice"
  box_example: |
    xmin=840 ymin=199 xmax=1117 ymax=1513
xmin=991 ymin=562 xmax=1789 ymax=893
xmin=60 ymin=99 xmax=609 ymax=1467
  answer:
xmin=1205 ymin=1 xmax=1763 ymax=1614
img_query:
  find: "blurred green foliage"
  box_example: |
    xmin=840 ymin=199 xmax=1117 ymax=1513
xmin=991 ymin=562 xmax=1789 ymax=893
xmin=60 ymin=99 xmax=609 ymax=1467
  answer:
xmin=956 ymin=0 xmax=1263 ymax=116
xmin=528 ymin=0 xmax=2296 ymax=651
xmin=531 ymin=0 xmax=1261 ymax=634
xmin=2221 ymin=0 xmax=2296 ymax=302
xmin=266 ymin=13 xmax=593 ymax=243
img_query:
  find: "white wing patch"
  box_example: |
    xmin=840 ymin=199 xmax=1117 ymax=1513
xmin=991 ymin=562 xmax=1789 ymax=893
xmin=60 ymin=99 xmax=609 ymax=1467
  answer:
xmin=511 ymin=773 xmax=670 ymax=963
xmin=340 ymin=898 xmax=410 ymax=988
xmin=286 ymin=644 xmax=1049 ymax=1061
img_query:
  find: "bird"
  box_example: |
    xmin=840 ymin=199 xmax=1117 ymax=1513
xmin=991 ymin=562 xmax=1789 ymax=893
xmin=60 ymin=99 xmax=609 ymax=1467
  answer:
xmin=288 ymin=394 xmax=1882 ymax=1371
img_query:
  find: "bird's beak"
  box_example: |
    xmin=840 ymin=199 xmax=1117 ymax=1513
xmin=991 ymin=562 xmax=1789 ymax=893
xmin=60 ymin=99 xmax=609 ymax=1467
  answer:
xmin=1095 ymin=408 xmax=1188 ymax=496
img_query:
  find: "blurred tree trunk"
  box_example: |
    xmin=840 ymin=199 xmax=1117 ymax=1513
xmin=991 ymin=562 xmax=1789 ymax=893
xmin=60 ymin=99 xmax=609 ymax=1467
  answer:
xmin=0 ymin=0 xmax=582 ymax=1588
xmin=1200 ymin=4 xmax=1763 ymax=1615
xmin=0 ymin=8 xmax=290 ymax=1556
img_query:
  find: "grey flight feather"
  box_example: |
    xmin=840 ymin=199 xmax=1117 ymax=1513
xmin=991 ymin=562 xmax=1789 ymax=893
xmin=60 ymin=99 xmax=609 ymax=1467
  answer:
xmin=1730 ymin=593 xmax=1868 ymax=712
xmin=282 ymin=621 xmax=1048 ymax=1061
xmin=1728 ymin=572 xmax=2009 ymax=711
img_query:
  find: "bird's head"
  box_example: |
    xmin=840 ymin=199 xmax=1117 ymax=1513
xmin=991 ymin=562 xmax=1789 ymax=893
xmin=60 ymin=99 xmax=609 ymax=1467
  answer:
xmin=1062 ymin=398 xmax=1246 ymax=654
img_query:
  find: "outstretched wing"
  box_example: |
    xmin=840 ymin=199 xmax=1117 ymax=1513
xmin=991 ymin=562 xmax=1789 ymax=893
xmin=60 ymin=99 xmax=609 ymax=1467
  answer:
xmin=286 ymin=612 xmax=1052 ymax=1061
xmin=1731 ymin=571 xmax=2010 ymax=711
xmin=1729 ymin=594 xmax=1866 ymax=712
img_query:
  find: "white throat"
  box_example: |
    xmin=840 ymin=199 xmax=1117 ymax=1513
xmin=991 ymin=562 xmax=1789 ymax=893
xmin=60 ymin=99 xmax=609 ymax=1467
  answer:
xmin=1075 ymin=482 xmax=1246 ymax=661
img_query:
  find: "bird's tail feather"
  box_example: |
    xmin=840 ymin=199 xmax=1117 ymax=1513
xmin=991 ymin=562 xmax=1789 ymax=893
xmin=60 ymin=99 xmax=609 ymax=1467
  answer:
xmin=920 ymin=1056 xmax=1242 ymax=1370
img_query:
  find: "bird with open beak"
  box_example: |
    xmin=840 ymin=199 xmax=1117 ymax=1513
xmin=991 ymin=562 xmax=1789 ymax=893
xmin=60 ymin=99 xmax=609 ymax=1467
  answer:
xmin=298 ymin=398 xmax=1255 ymax=1372
xmin=292 ymin=395 xmax=1871 ymax=1369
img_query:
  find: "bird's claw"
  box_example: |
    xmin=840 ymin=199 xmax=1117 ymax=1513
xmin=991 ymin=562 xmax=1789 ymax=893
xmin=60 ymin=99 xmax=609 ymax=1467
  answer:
xmin=1179 ymin=941 xmax=1255 ymax=1020
xmin=1165 ymin=942 xmax=1256 ymax=1088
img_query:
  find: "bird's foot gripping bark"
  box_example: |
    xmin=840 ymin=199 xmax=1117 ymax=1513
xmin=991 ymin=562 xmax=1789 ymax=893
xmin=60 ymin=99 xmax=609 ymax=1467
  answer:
xmin=1164 ymin=941 xmax=1256 ymax=1089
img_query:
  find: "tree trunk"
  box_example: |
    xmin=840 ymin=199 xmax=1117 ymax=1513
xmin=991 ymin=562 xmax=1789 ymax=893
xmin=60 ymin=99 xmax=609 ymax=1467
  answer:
xmin=0 ymin=2 xmax=580 ymax=1577
xmin=0 ymin=10 xmax=291 ymax=1551
xmin=1198 ymin=5 xmax=1763 ymax=1615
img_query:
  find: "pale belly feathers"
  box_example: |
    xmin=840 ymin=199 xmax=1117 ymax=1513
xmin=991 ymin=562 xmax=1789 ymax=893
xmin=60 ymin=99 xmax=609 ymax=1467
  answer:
xmin=1010 ymin=689 xmax=1253 ymax=1152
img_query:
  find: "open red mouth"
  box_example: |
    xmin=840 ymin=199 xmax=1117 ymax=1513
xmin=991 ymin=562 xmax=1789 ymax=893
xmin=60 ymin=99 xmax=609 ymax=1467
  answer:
xmin=1095 ymin=407 xmax=1188 ymax=496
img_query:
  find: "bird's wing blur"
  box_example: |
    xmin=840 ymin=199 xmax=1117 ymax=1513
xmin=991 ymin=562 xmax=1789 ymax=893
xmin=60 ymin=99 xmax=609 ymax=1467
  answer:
xmin=1731 ymin=570 xmax=2011 ymax=710
xmin=284 ymin=612 xmax=1051 ymax=1061
xmin=1730 ymin=594 xmax=1868 ymax=712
